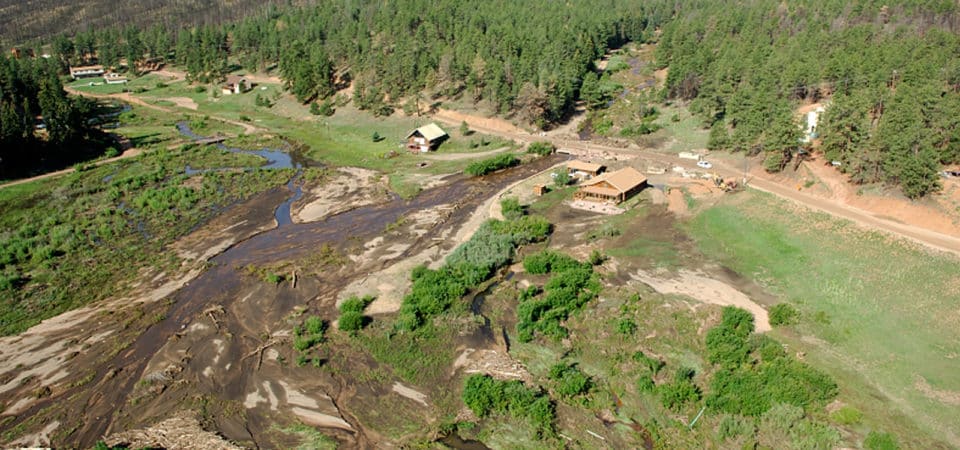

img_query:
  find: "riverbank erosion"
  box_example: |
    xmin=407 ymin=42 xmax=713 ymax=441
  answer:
xmin=0 ymin=154 xmax=564 ymax=448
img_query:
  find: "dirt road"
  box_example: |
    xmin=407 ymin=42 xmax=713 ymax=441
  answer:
xmin=64 ymin=86 xmax=263 ymax=135
xmin=0 ymin=148 xmax=143 ymax=190
xmin=433 ymin=112 xmax=960 ymax=257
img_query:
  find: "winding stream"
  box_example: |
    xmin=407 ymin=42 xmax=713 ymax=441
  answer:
xmin=176 ymin=122 xmax=309 ymax=226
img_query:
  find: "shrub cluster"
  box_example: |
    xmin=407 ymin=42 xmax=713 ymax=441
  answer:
xmin=522 ymin=250 xmax=583 ymax=275
xmin=547 ymin=363 xmax=592 ymax=398
xmin=658 ymin=367 xmax=702 ymax=411
xmin=517 ymin=250 xmax=600 ymax=342
xmin=526 ymin=141 xmax=555 ymax=156
xmin=464 ymin=154 xmax=519 ymax=176
xmin=769 ymin=303 xmax=799 ymax=326
xmin=398 ymin=216 xmax=551 ymax=332
xmin=293 ymin=316 xmax=325 ymax=352
xmin=339 ymin=295 xmax=374 ymax=334
xmin=705 ymin=307 xmax=838 ymax=417
xmin=500 ymin=197 xmax=524 ymax=220
xmin=462 ymin=374 xmax=555 ymax=437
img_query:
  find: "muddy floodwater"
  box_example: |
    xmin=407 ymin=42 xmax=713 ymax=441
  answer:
xmin=9 ymin=150 xmax=565 ymax=448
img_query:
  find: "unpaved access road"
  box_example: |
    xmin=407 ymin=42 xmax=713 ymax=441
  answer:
xmin=0 ymin=148 xmax=143 ymax=190
xmin=433 ymin=113 xmax=960 ymax=258
xmin=64 ymin=86 xmax=263 ymax=135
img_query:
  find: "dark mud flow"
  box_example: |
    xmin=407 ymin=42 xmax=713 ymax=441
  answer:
xmin=24 ymin=153 xmax=565 ymax=447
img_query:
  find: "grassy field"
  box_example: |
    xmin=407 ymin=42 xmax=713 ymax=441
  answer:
xmin=688 ymin=190 xmax=960 ymax=448
xmin=0 ymin=147 xmax=292 ymax=335
xmin=97 ymin=76 xmax=520 ymax=197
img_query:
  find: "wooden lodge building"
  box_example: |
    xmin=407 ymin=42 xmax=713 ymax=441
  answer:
xmin=567 ymin=160 xmax=605 ymax=180
xmin=405 ymin=123 xmax=448 ymax=153
xmin=575 ymin=167 xmax=647 ymax=204
xmin=70 ymin=65 xmax=105 ymax=79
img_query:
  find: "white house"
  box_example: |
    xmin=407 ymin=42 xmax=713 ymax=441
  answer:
xmin=802 ymin=106 xmax=826 ymax=143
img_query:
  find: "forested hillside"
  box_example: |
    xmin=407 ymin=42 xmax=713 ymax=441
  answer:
xmin=0 ymin=56 xmax=103 ymax=178
xmin=0 ymin=0 xmax=290 ymax=45
xmin=657 ymin=1 xmax=960 ymax=197
xmin=39 ymin=0 xmax=672 ymax=127
xmin=9 ymin=0 xmax=960 ymax=196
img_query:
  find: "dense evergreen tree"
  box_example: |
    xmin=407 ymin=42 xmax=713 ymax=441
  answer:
xmin=657 ymin=0 xmax=960 ymax=196
xmin=0 ymin=56 xmax=100 ymax=178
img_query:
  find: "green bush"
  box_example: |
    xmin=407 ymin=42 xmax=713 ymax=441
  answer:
xmin=705 ymin=308 xmax=838 ymax=417
xmin=658 ymin=368 xmax=702 ymax=411
xmin=553 ymin=169 xmax=571 ymax=187
xmin=305 ymin=316 xmax=325 ymax=335
xmin=399 ymin=216 xmax=552 ymax=332
xmin=829 ymin=405 xmax=862 ymax=425
xmin=340 ymin=295 xmax=374 ymax=314
xmin=264 ymin=272 xmax=284 ymax=284
xmin=637 ymin=373 xmax=656 ymax=392
xmin=294 ymin=316 xmax=326 ymax=352
xmin=527 ymin=141 xmax=555 ymax=156
xmin=586 ymin=223 xmax=621 ymax=241
xmin=769 ymin=303 xmax=799 ymax=326
xmin=548 ymin=363 xmax=592 ymax=398
xmin=464 ymin=153 xmax=519 ymax=176
xmin=617 ymin=318 xmax=637 ymax=336
xmin=500 ymin=197 xmax=524 ymax=220
xmin=717 ymin=414 xmax=756 ymax=442
xmin=632 ymin=351 xmax=665 ymax=374
xmin=317 ymin=98 xmax=335 ymax=116
xmin=338 ymin=311 xmax=365 ymax=333
xmin=864 ymin=431 xmax=900 ymax=450
xmin=522 ymin=250 xmax=583 ymax=275
xmin=517 ymin=259 xmax=600 ymax=342
xmin=462 ymin=374 xmax=555 ymax=437
xmin=588 ymin=249 xmax=606 ymax=266
xmin=104 ymin=147 xmax=120 ymax=158
xmin=339 ymin=295 xmax=374 ymax=333
xmin=194 ymin=85 xmax=206 ymax=93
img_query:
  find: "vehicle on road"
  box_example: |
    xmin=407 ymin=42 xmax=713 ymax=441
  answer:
xmin=697 ymin=160 xmax=712 ymax=169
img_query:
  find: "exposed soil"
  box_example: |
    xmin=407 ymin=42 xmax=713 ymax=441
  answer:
xmin=0 ymin=154 xmax=564 ymax=449
xmin=433 ymin=108 xmax=528 ymax=136
xmin=422 ymin=146 xmax=512 ymax=161
xmin=666 ymin=188 xmax=688 ymax=216
xmin=104 ymin=413 xmax=243 ymax=450
xmin=914 ymin=375 xmax=960 ymax=406
xmin=293 ymin=167 xmax=388 ymax=223
xmin=164 ymin=96 xmax=199 ymax=110
xmin=629 ymin=269 xmax=772 ymax=332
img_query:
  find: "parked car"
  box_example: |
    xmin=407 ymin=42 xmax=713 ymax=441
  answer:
xmin=696 ymin=160 xmax=712 ymax=169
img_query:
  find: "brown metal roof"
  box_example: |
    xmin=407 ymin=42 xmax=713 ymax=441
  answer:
xmin=580 ymin=185 xmax=621 ymax=197
xmin=70 ymin=65 xmax=104 ymax=72
xmin=567 ymin=160 xmax=604 ymax=173
xmin=225 ymin=75 xmax=248 ymax=84
xmin=582 ymin=167 xmax=646 ymax=193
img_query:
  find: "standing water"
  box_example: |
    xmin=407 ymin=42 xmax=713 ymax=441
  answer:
xmin=176 ymin=121 xmax=310 ymax=225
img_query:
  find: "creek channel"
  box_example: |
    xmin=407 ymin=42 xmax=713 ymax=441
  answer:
xmin=53 ymin=137 xmax=566 ymax=446
xmin=176 ymin=122 xmax=314 ymax=225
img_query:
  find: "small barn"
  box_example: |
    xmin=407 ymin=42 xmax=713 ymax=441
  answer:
xmin=70 ymin=65 xmax=105 ymax=79
xmin=221 ymin=75 xmax=250 ymax=95
xmin=567 ymin=160 xmax=605 ymax=180
xmin=405 ymin=123 xmax=448 ymax=153
xmin=575 ymin=167 xmax=647 ymax=204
